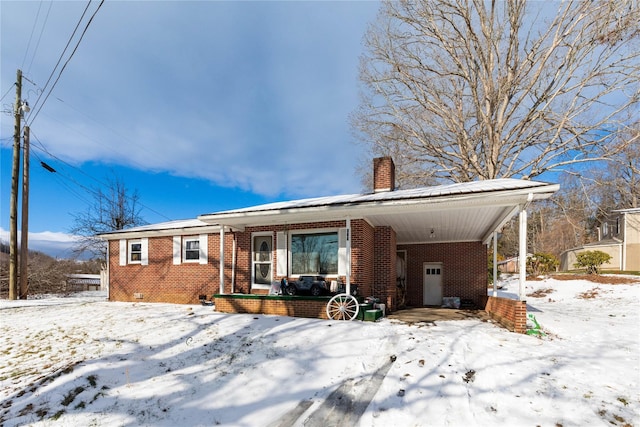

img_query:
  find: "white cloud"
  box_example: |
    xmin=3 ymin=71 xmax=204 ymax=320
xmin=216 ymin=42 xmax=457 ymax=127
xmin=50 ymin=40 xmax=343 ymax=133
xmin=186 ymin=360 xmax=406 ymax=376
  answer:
xmin=2 ymin=1 xmax=377 ymax=199
xmin=0 ymin=228 xmax=80 ymax=259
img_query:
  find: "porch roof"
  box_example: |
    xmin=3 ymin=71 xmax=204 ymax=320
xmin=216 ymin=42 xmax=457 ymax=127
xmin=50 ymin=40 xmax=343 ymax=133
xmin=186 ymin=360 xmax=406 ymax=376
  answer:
xmin=199 ymin=178 xmax=559 ymax=245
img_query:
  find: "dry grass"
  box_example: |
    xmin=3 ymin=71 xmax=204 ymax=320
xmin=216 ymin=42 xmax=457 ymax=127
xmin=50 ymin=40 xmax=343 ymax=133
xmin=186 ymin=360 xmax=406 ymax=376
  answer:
xmin=577 ymin=288 xmax=600 ymax=299
xmin=550 ymin=274 xmax=638 ymax=285
xmin=527 ymin=288 xmax=555 ymax=298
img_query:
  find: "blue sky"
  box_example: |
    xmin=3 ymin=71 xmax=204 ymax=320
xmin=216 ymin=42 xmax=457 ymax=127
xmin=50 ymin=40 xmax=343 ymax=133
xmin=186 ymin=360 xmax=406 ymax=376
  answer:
xmin=1 ymin=1 xmax=380 ymax=257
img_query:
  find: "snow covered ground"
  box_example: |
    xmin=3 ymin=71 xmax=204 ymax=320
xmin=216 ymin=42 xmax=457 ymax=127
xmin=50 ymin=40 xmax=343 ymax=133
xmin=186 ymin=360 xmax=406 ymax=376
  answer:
xmin=1 ymin=276 xmax=638 ymax=427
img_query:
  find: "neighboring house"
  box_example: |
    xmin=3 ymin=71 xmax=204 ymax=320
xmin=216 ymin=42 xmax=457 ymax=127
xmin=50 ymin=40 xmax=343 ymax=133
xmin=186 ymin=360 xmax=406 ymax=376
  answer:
xmin=560 ymin=208 xmax=640 ymax=271
xmin=65 ymin=274 xmax=101 ymax=291
xmin=99 ymin=157 xmax=559 ymax=314
xmin=498 ymin=256 xmax=520 ymax=274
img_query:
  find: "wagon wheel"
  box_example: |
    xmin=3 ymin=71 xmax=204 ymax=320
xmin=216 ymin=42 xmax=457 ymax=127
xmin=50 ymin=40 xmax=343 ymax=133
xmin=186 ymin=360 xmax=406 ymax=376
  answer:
xmin=326 ymin=293 xmax=360 ymax=321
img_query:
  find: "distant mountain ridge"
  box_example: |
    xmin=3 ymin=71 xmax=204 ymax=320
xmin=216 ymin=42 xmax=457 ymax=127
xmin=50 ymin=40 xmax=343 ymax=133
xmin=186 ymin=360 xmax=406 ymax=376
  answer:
xmin=0 ymin=238 xmax=91 ymax=260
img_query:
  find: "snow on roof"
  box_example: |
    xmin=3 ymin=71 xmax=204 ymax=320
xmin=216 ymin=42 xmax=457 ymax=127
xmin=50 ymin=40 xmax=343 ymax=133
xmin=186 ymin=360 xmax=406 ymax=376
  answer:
xmin=98 ymin=218 xmax=214 ymax=237
xmin=99 ymin=179 xmax=556 ymax=237
xmin=205 ymin=178 xmax=553 ymax=215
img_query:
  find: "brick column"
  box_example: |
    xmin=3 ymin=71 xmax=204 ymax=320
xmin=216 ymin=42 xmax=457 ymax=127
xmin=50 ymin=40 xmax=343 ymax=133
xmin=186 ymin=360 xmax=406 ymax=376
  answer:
xmin=374 ymin=226 xmax=397 ymax=312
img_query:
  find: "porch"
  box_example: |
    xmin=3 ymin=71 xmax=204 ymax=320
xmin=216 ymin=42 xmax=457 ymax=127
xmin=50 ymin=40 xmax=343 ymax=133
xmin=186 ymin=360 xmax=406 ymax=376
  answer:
xmin=213 ymin=293 xmax=384 ymax=321
xmin=213 ymin=293 xmax=526 ymax=333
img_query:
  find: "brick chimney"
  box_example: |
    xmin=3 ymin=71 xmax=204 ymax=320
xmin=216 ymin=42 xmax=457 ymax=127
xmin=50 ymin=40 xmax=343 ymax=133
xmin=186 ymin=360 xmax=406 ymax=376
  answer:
xmin=373 ymin=156 xmax=395 ymax=192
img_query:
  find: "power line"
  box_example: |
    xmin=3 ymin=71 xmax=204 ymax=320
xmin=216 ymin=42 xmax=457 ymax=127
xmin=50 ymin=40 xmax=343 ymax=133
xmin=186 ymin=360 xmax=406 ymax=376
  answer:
xmin=26 ymin=1 xmax=54 ymax=75
xmin=24 ymin=1 xmax=92 ymax=123
xmin=31 ymin=148 xmax=94 ymax=206
xmin=29 ymin=130 xmax=174 ymax=222
xmin=0 ymin=83 xmax=16 ymax=103
xmin=26 ymin=0 xmax=104 ymax=127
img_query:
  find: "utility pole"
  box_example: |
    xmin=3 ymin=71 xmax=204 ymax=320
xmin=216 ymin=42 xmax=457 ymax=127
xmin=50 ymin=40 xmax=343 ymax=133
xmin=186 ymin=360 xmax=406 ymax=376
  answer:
xmin=9 ymin=69 xmax=22 ymax=300
xmin=20 ymin=126 xmax=30 ymax=299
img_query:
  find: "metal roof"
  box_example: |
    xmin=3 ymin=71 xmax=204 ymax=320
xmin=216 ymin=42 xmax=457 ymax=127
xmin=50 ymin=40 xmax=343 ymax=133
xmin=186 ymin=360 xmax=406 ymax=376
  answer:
xmin=98 ymin=218 xmax=220 ymax=239
xmin=198 ymin=178 xmax=559 ymax=245
xmin=99 ymin=178 xmax=559 ymax=245
xmin=99 ymin=178 xmax=559 ymax=244
xmin=205 ymin=179 xmax=553 ymax=215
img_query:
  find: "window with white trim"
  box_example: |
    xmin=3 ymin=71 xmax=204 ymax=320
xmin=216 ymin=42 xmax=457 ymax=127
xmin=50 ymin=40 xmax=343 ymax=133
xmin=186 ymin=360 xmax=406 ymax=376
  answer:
xmin=291 ymin=231 xmax=339 ymax=275
xmin=119 ymin=238 xmax=148 ymax=266
xmin=173 ymin=235 xmax=208 ymax=265
xmin=183 ymin=237 xmax=200 ymax=262
xmin=129 ymin=240 xmax=142 ymax=263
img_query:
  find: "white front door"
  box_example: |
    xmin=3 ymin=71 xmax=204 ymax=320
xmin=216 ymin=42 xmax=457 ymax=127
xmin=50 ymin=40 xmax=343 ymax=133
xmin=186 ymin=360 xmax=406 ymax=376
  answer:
xmin=252 ymin=234 xmax=273 ymax=286
xmin=423 ymin=263 xmax=443 ymax=306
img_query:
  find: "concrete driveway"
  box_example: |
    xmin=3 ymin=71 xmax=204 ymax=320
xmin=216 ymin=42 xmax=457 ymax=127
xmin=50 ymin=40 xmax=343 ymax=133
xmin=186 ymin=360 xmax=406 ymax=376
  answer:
xmin=387 ymin=307 xmax=491 ymax=324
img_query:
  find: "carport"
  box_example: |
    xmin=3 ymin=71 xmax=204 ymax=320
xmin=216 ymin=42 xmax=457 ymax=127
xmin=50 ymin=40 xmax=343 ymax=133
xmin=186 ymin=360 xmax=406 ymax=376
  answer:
xmin=203 ymin=178 xmax=559 ymax=304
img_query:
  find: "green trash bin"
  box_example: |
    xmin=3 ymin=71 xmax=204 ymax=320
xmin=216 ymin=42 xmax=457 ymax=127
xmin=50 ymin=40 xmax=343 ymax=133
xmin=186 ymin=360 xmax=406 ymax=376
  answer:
xmin=357 ymin=303 xmax=373 ymax=320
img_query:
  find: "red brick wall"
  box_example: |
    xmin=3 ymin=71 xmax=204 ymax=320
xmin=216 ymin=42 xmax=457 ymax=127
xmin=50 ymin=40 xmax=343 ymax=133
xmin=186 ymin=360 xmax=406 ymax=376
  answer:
xmin=373 ymin=157 xmax=395 ymax=191
xmin=398 ymin=241 xmax=487 ymax=307
xmin=351 ymin=220 xmax=375 ymax=296
xmin=214 ymin=295 xmax=330 ymax=319
xmin=480 ymin=296 xmax=527 ymax=334
xmin=108 ymin=223 xmax=488 ymax=317
xmin=108 ymin=234 xmax=234 ymax=304
xmin=374 ymin=226 xmax=397 ymax=311
xmin=232 ymin=230 xmax=251 ymax=294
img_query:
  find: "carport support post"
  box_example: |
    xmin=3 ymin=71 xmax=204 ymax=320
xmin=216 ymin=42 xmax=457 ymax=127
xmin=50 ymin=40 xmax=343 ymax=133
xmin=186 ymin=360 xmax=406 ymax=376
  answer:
xmin=219 ymin=226 xmax=225 ymax=295
xmin=492 ymin=231 xmax=498 ymax=297
xmin=518 ymin=207 xmax=527 ymax=300
xmin=345 ymin=217 xmax=351 ymax=295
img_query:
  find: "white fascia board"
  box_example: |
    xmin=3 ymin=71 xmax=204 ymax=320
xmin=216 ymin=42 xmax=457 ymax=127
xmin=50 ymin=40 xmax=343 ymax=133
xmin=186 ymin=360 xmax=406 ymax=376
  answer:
xmin=98 ymin=225 xmax=223 ymax=241
xmin=482 ymin=205 xmax=521 ymax=245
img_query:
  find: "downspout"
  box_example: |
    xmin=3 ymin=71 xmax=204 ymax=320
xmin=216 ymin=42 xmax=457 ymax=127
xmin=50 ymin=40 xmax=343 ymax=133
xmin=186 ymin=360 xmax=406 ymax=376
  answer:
xmin=219 ymin=226 xmax=225 ymax=295
xmin=492 ymin=231 xmax=498 ymax=297
xmin=345 ymin=217 xmax=351 ymax=295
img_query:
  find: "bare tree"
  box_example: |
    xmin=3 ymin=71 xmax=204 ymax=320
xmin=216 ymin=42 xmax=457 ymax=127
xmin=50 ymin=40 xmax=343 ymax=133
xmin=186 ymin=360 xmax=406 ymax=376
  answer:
xmin=353 ymin=0 xmax=639 ymax=186
xmin=70 ymin=174 xmax=146 ymax=260
xmin=591 ymin=121 xmax=640 ymax=212
xmin=1 ymin=249 xmax=102 ymax=298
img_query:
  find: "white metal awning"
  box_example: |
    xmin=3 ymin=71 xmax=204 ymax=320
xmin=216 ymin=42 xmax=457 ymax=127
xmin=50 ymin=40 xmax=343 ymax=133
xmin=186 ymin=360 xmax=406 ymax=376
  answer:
xmin=198 ymin=178 xmax=559 ymax=245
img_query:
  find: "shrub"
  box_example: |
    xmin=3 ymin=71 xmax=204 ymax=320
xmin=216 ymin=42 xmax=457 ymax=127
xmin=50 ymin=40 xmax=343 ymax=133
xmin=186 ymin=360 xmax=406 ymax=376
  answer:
xmin=487 ymin=252 xmax=502 ymax=284
xmin=574 ymin=250 xmax=612 ymax=274
xmin=527 ymin=252 xmax=559 ymax=276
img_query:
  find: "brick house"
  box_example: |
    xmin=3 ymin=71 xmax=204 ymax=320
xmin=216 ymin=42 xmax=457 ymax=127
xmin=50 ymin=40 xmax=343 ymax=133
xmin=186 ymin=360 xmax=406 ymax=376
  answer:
xmin=99 ymin=157 xmax=559 ymax=319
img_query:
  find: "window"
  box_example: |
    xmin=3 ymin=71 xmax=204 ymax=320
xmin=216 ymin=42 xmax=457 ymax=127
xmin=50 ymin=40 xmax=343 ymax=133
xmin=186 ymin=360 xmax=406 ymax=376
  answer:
xmin=120 ymin=238 xmax=148 ymax=266
xmin=173 ymin=235 xmax=207 ymax=265
xmin=291 ymin=231 xmax=338 ymax=275
xmin=252 ymin=234 xmax=272 ymax=286
xmin=184 ymin=238 xmax=200 ymax=262
xmin=129 ymin=240 xmax=142 ymax=263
